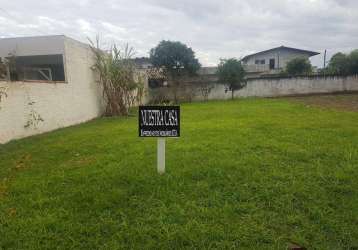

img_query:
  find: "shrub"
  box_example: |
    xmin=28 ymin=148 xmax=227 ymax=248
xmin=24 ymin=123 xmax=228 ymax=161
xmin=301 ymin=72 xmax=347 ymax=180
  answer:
xmin=286 ymin=57 xmax=312 ymax=75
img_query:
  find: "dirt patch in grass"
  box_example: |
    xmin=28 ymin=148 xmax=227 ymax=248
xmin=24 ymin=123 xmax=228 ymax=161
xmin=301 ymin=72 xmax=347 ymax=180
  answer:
xmin=286 ymin=92 xmax=358 ymax=112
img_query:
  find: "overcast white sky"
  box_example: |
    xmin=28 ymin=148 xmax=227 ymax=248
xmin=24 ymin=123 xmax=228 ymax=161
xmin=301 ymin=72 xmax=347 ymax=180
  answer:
xmin=0 ymin=0 xmax=357 ymax=67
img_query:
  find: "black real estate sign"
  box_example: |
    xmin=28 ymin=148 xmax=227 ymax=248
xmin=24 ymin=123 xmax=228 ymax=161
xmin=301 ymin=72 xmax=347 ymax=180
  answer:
xmin=139 ymin=106 xmax=180 ymax=137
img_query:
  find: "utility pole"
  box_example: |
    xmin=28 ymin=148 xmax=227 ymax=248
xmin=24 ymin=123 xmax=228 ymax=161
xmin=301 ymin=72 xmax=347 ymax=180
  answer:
xmin=323 ymin=49 xmax=327 ymax=77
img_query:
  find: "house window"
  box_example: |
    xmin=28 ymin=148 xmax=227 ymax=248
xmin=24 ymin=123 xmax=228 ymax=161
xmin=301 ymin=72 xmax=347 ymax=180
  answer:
xmin=8 ymin=54 xmax=65 ymax=82
xmin=23 ymin=67 xmax=53 ymax=81
xmin=255 ymin=59 xmax=265 ymax=64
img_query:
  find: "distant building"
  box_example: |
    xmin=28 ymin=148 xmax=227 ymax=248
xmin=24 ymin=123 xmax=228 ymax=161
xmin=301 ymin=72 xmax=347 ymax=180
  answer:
xmin=132 ymin=57 xmax=219 ymax=88
xmin=135 ymin=46 xmax=320 ymax=83
xmin=241 ymin=46 xmax=320 ymax=77
xmin=133 ymin=57 xmax=152 ymax=69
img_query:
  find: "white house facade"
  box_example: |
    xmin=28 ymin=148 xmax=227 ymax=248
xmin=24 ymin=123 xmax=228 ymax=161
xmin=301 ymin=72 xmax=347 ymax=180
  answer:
xmin=242 ymin=46 xmax=320 ymax=76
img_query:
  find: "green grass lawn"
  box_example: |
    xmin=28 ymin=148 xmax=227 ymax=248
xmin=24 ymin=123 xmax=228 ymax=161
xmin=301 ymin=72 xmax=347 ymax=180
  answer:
xmin=1 ymin=98 xmax=357 ymax=249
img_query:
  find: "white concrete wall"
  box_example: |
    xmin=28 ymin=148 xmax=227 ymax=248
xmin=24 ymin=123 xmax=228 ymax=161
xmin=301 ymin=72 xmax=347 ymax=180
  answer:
xmin=210 ymin=75 xmax=358 ymax=100
xmin=148 ymin=75 xmax=358 ymax=102
xmin=0 ymin=37 xmax=104 ymax=144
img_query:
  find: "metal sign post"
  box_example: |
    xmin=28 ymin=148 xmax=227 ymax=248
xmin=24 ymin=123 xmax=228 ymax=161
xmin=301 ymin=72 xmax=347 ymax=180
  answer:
xmin=157 ymin=138 xmax=165 ymax=174
xmin=139 ymin=106 xmax=180 ymax=174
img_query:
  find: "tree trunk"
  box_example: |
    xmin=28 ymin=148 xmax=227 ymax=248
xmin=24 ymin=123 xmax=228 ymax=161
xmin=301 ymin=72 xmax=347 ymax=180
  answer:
xmin=231 ymin=90 xmax=234 ymax=100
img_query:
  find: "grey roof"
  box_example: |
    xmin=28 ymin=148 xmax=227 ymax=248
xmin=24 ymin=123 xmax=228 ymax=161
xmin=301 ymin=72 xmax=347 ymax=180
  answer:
xmin=242 ymin=46 xmax=320 ymax=61
xmin=133 ymin=57 xmax=151 ymax=64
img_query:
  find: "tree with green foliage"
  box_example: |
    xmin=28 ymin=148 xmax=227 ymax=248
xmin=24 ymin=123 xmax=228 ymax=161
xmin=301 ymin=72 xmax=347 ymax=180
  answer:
xmin=286 ymin=57 xmax=312 ymax=75
xmin=327 ymin=52 xmax=350 ymax=75
xmin=326 ymin=49 xmax=358 ymax=75
xmin=347 ymin=49 xmax=358 ymax=75
xmin=150 ymin=40 xmax=201 ymax=103
xmin=217 ymin=58 xmax=246 ymax=99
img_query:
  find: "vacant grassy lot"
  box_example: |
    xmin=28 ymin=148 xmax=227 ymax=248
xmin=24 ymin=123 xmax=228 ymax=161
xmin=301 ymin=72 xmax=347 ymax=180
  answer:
xmin=1 ymin=97 xmax=357 ymax=249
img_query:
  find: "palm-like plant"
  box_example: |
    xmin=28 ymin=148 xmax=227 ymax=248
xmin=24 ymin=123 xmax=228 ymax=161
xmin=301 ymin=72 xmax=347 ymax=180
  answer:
xmin=90 ymin=38 xmax=144 ymax=116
